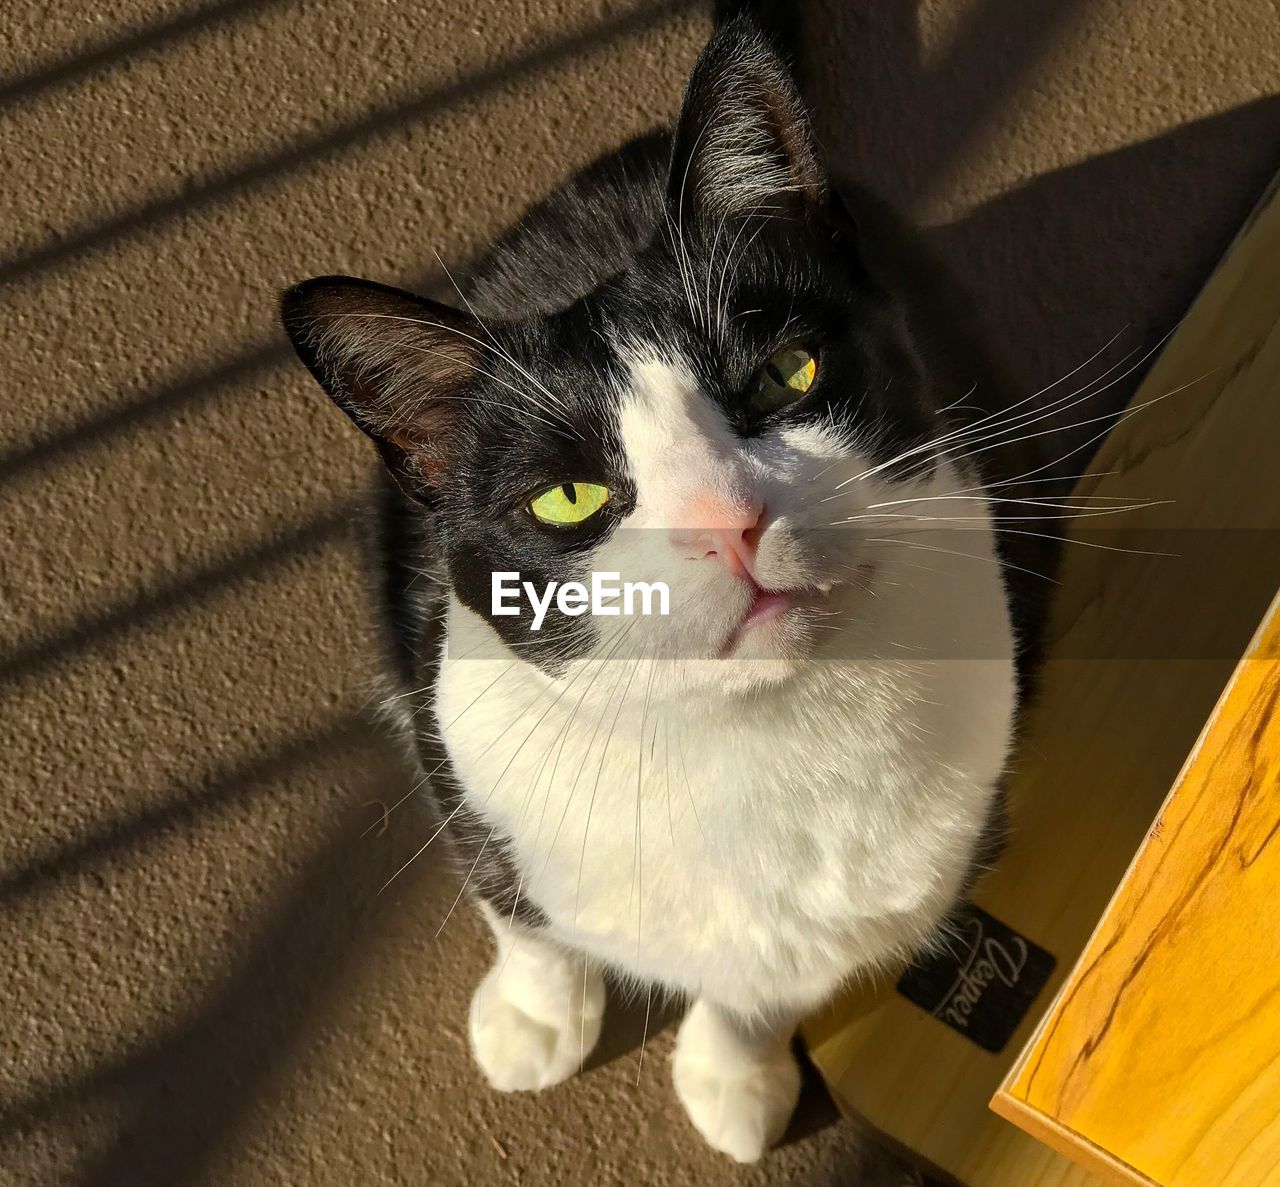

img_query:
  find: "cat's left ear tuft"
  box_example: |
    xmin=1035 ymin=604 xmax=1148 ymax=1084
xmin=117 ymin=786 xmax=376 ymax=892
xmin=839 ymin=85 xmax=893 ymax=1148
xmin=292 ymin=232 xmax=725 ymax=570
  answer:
xmin=668 ymin=17 xmax=825 ymax=223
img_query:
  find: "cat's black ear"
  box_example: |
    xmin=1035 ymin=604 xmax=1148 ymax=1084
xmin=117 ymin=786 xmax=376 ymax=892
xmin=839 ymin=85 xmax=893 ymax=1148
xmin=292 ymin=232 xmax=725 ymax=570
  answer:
xmin=281 ymin=276 xmax=481 ymax=497
xmin=668 ymin=17 xmax=824 ymax=223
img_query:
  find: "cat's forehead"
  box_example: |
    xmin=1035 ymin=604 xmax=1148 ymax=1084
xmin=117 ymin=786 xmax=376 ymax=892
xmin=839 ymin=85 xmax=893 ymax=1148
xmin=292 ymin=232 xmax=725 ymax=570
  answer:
xmin=608 ymin=218 xmax=805 ymax=318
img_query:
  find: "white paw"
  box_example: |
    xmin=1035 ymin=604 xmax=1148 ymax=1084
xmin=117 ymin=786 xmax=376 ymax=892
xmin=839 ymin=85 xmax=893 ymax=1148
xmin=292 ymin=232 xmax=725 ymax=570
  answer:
xmin=672 ymin=1006 xmax=801 ymax=1162
xmin=468 ymin=949 xmax=605 ymax=1092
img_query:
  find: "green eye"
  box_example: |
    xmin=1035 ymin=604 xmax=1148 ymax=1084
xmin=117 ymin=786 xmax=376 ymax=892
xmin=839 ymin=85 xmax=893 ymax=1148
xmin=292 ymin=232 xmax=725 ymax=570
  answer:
xmin=752 ymin=345 xmax=817 ymax=411
xmin=528 ymin=482 xmax=611 ymax=526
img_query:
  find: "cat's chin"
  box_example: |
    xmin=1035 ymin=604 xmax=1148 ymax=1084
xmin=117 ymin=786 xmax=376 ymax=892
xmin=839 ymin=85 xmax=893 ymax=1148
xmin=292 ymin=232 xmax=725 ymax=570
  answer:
xmin=671 ymin=651 xmax=812 ymax=699
xmin=715 ymin=655 xmax=809 ymax=695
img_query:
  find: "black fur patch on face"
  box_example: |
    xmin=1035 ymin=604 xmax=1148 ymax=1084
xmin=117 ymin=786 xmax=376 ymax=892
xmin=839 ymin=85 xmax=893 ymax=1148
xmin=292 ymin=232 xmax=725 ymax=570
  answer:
xmin=426 ymin=307 xmax=636 ymax=670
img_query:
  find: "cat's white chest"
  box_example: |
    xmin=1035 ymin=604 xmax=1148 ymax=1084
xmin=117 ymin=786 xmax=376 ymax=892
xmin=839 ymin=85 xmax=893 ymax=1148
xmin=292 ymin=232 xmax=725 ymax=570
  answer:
xmin=436 ymin=630 xmax=1015 ymax=1013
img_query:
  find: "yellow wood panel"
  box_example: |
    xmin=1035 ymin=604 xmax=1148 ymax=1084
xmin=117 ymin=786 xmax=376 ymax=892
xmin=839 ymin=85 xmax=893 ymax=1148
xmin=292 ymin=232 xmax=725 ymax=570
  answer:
xmin=805 ymin=171 xmax=1280 ymax=1187
xmin=999 ymin=597 xmax=1280 ymax=1186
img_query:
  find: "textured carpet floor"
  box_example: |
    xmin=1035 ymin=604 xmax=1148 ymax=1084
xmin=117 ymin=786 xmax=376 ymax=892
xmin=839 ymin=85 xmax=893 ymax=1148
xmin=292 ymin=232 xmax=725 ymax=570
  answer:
xmin=2 ymin=2 xmax=1277 ymax=1184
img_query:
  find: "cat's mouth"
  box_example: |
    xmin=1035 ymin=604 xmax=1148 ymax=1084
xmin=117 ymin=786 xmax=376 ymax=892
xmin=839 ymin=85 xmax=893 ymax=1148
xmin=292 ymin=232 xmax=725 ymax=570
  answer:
xmin=717 ymin=578 xmax=835 ymax=658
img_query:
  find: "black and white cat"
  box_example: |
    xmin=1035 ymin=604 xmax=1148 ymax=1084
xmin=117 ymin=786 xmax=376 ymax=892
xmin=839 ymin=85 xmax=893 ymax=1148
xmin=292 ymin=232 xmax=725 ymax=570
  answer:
xmin=282 ymin=8 xmax=1054 ymax=1164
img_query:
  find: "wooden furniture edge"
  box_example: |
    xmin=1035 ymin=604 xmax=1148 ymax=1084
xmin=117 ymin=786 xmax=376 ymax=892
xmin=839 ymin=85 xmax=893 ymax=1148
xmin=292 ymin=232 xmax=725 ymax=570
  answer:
xmin=988 ymin=1093 xmax=1154 ymax=1187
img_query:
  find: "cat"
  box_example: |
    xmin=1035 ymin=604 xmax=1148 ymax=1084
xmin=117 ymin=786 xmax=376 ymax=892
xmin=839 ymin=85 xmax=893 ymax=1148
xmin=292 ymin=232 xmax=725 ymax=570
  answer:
xmin=281 ymin=5 xmax=1057 ymax=1166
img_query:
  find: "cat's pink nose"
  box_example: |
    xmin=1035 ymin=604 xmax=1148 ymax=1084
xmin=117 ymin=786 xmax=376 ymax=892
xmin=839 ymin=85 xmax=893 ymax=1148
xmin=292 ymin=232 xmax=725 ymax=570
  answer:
xmin=670 ymin=498 xmax=765 ymax=581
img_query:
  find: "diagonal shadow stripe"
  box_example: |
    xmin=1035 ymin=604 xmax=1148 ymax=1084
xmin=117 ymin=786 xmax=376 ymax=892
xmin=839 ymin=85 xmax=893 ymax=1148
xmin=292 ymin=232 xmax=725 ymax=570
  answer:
xmin=0 ymin=1028 xmax=161 ymax=1141
xmin=0 ymin=0 xmax=697 ymax=287
xmin=0 ymin=0 xmax=299 ymax=109
xmin=0 ymin=502 xmax=361 ymax=687
xmin=0 ymin=262 xmax=459 ymax=491
xmin=0 ymin=340 xmax=288 ymax=488
xmin=0 ymin=712 xmax=370 ymax=906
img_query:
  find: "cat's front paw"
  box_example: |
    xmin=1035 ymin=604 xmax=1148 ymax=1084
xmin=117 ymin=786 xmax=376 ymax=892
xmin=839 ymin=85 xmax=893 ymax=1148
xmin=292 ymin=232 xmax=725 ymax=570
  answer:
xmin=467 ymin=950 xmax=605 ymax=1092
xmin=672 ymin=1004 xmax=801 ymax=1162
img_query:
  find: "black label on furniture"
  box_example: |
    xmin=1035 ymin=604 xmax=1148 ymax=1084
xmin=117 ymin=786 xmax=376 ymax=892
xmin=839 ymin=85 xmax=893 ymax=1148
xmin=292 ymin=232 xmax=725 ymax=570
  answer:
xmin=895 ymin=903 xmax=1056 ymax=1053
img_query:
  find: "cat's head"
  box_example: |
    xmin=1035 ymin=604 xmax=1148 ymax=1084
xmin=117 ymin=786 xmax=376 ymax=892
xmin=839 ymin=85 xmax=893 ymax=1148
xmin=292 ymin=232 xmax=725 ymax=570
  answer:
xmin=282 ymin=19 xmax=975 ymax=697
